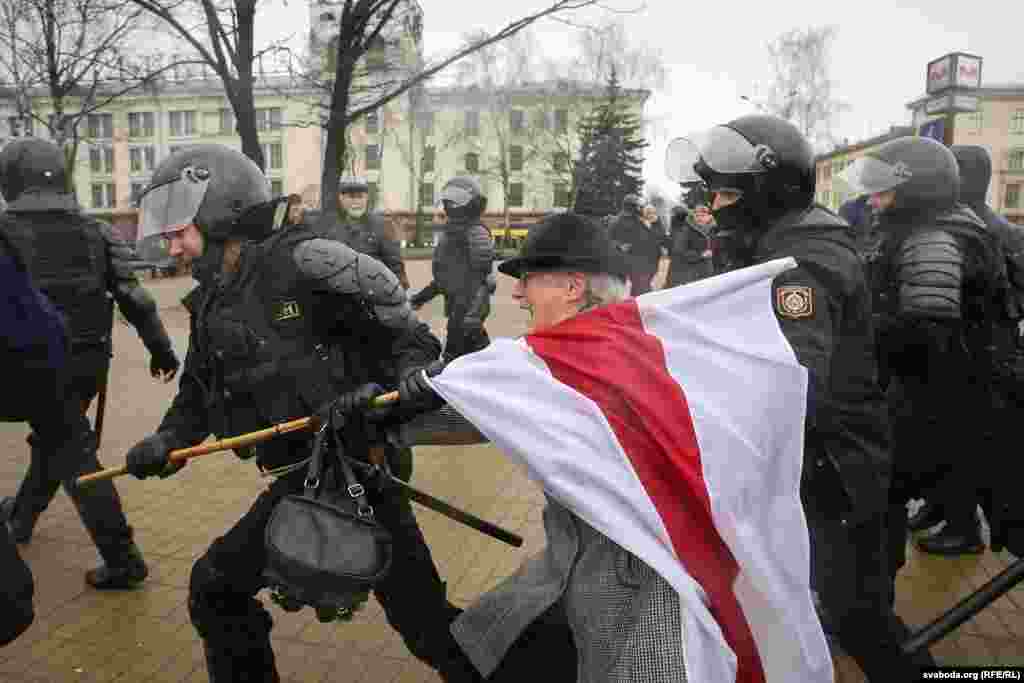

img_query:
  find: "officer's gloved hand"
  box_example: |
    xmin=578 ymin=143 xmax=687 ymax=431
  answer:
xmin=150 ymin=346 xmax=180 ymax=382
xmin=398 ymin=360 xmax=446 ymax=413
xmin=125 ymin=432 xmax=184 ymax=480
xmin=316 ymin=383 xmax=385 ymax=430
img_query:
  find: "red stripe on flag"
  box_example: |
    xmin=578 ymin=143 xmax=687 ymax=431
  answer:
xmin=526 ymin=300 xmax=766 ymax=683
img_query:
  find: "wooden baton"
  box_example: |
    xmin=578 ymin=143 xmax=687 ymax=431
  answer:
xmin=75 ymin=390 xmax=400 ymax=486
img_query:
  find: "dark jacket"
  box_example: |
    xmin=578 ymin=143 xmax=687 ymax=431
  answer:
xmin=665 ymin=211 xmax=714 ymax=287
xmin=158 ymin=226 xmax=439 ymax=471
xmin=748 ymin=207 xmax=892 ymax=522
xmin=609 ymin=212 xmax=662 ymax=285
xmin=410 ymin=219 xmax=494 ymax=358
xmin=316 ymin=210 xmax=409 ymax=289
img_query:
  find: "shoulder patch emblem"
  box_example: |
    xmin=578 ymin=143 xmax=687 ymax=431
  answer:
xmin=776 ymin=285 xmax=814 ymax=319
xmin=273 ymin=300 xmax=303 ymax=322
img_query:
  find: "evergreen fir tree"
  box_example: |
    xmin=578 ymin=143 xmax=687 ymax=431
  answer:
xmin=572 ymin=67 xmax=648 ymax=218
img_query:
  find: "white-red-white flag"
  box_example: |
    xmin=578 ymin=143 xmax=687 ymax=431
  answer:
xmin=428 ymin=257 xmax=832 ymax=683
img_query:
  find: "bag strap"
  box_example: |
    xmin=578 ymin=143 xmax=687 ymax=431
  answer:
xmin=304 ymin=421 xmax=330 ymax=494
xmin=332 ymin=437 xmax=374 ymax=519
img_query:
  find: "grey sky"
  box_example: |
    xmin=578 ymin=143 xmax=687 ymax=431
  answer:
xmin=259 ymin=0 xmax=1024 ymax=198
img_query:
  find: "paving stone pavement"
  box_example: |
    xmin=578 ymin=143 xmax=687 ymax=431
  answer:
xmin=0 ymin=259 xmax=1021 ymax=682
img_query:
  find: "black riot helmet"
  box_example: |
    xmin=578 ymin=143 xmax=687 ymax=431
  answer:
xmin=440 ymin=175 xmax=486 ymax=222
xmin=137 ymin=144 xmax=286 ymax=246
xmin=665 ymin=115 xmax=815 ymax=231
xmin=838 ymin=136 xmax=959 ymax=213
xmin=621 ymin=194 xmax=643 ymax=215
xmin=0 ymin=138 xmax=77 ymax=212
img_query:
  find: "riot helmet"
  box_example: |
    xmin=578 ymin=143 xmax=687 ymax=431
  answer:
xmin=665 ymin=115 xmax=815 ymax=230
xmin=836 ymin=136 xmax=959 ymax=213
xmin=137 ymin=144 xmax=283 ymax=246
xmin=0 ymin=138 xmax=77 ymax=212
xmin=440 ymin=175 xmax=486 ymax=222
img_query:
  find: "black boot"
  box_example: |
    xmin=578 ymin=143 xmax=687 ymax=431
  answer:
xmin=907 ymin=501 xmax=945 ymax=533
xmin=85 ymin=542 xmax=149 ymax=589
xmin=0 ymin=497 xmax=38 ymax=544
xmin=916 ymin=519 xmax=985 ymax=556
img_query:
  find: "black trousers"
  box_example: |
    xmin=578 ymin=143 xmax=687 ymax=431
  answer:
xmin=188 ymin=450 xmax=465 ymax=682
xmin=10 ymin=347 xmax=135 ymax=564
xmin=0 ymin=521 xmax=33 ymax=646
xmin=803 ymin=456 xmax=935 ymax=682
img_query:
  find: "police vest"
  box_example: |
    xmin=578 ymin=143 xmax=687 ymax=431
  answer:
xmin=11 ymin=213 xmax=111 ymax=347
xmin=186 ymin=227 xmax=378 ymax=469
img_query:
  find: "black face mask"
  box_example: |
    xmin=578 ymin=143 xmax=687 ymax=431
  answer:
xmin=711 ymin=226 xmax=757 ymax=271
xmin=192 ymin=239 xmax=226 ymax=285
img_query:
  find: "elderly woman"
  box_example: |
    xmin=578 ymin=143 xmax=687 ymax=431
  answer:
xmin=391 ymin=213 xmax=686 ymax=683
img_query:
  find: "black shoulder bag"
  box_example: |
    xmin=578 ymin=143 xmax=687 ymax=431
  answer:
xmin=263 ymin=417 xmax=393 ymax=622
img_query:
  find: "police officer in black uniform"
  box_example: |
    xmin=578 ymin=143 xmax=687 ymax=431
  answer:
xmin=409 ymin=176 xmax=495 ymax=362
xmin=667 ymin=115 xmax=935 ymax=680
xmin=317 ymin=175 xmax=410 ymax=289
xmin=122 ymin=144 xmax=465 ymax=682
xmin=0 ymin=138 xmax=180 ymax=589
xmin=608 ymin=194 xmax=663 ymax=295
xmin=840 ymin=138 xmax=1002 ymax=562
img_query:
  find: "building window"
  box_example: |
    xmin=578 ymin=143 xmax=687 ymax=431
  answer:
xmin=367 ymin=181 xmax=379 ymax=209
xmin=1003 ymin=183 xmax=1019 ymax=209
xmin=553 ymin=183 xmax=570 ymax=208
xmin=260 ymin=142 xmax=282 ymax=170
xmin=270 ymin=180 xmax=283 ymax=196
xmin=554 ymin=108 xmax=568 ymax=134
xmin=419 ymin=182 xmax=434 ymax=207
xmin=1012 ymin=110 xmax=1024 ymax=135
xmin=91 ymin=182 xmax=116 ymax=209
xmin=963 ymin=110 xmax=984 ymax=134
xmin=415 ymin=111 xmax=434 ymax=136
xmin=129 ymin=146 xmax=155 ymax=173
xmin=465 ymin=110 xmax=479 ymax=136
xmin=422 ymin=146 xmax=435 ymax=173
xmin=510 ymin=145 xmax=524 ymax=172
xmin=7 ymin=115 xmax=33 ymax=137
xmin=87 ymin=113 xmax=113 ymax=139
xmin=465 ymin=152 xmax=479 ymax=173
xmin=169 ymin=110 xmax=197 ymax=137
xmin=255 ymin=107 xmax=282 ymax=131
xmin=554 ymin=151 xmax=568 ymax=173
xmin=508 ymin=182 xmax=524 ymax=207
xmin=366 ymin=144 xmax=382 ymax=170
xmin=1010 ymin=150 xmax=1024 ymax=171
xmin=823 ymin=162 xmax=832 ymax=180
xmin=509 ymin=109 xmax=524 ymax=133
xmin=128 ymin=112 xmax=155 ymax=138
xmin=90 ymin=146 xmax=115 ymax=174
xmin=366 ymin=110 xmax=379 ymax=134
xmin=130 ymin=182 xmax=147 ymax=206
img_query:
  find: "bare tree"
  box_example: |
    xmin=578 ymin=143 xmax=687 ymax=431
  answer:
xmin=311 ymin=0 xmax=606 ymax=216
xmin=758 ymin=25 xmax=849 ymax=149
xmin=127 ymin=0 xmax=300 ymax=170
xmin=382 ymin=82 xmax=462 ymax=245
xmin=448 ymin=28 xmax=547 ymax=226
xmin=0 ymin=0 xmax=194 ymax=185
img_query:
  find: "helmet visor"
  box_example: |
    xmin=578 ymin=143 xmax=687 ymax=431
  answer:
xmin=666 ymin=125 xmax=779 ymax=182
xmin=836 ymin=156 xmax=914 ymax=196
xmin=439 ymin=182 xmax=474 ymax=208
xmin=136 ymin=169 xmax=210 ymax=241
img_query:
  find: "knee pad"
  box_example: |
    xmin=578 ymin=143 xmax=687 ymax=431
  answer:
xmin=189 ymin=553 xmax=273 ymax=643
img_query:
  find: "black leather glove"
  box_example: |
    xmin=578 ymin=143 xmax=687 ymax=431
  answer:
xmin=315 ymin=383 xmax=385 ymax=430
xmin=398 ymin=360 xmax=446 ymax=413
xmin=125 ymin=432 xmax=183 ymax=480
xmin=150 ymin=346 xmax=180 ymax=381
